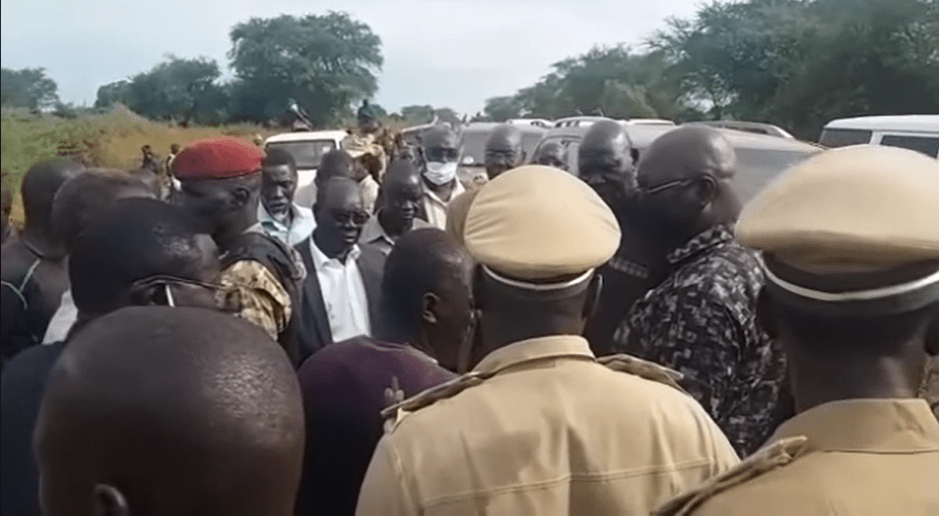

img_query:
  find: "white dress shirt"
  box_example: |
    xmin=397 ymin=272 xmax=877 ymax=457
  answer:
xmin=258 ymin=203 xmax=316 ymax=248
xmin=310 ymin=239 xmax=371 ymax=342
xmin=43 ymin=289 xmax=77 ymax=344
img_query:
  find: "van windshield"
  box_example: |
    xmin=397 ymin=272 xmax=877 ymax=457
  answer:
xmin=265 ymin=140 xmax=337 ymax=169
xmin=819 ymin=128 xmax=872 ymax=148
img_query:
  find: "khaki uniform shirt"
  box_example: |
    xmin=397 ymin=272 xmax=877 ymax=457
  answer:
xmin=657 ymin=398 xmax=939 ymax=516
xmin=217 ymin=259 xmax=292 ymax=340
xmin=356 ymin=336 xmax=739 ymax=516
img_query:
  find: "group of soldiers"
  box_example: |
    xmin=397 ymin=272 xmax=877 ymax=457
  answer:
xmin=1 ymin=105 xmax=937 ymax=516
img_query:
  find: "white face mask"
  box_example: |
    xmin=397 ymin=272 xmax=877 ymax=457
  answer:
xmin=423 ymin=161 xmax=458 ymax=185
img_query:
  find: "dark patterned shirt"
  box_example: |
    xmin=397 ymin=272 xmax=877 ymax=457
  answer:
xmin=614 ymin=225 xmax=788 ymax=455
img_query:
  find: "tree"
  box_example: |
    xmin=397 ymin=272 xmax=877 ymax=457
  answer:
xmin=1 ymin=68 xmax=59 ymax=111
xmin=400 ymin=105 xmax=435 ymax=124
xmin=228 ymin=12 xmax=383 ymax=126
xmin=484 ymin=45 xmax=690 ymax=122
xmin=483 ymin=96 xmax=523 ymax=122
xmin=95 ymin=80 xmax=131 ymax=109
xmin=651 ymin=0 xmax=939 ymax=138
xmin=122 ymin=56 xmax=225 ymax=124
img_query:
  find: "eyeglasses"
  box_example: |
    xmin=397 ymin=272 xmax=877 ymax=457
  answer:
xmin=640 ymin=175 xmax=716 ymax=196
xmin=425 ymin=148 xmax=459 ymax=162
xmin=131 ymin=275 xmax=223 ymax=307
xmin=332 ymin=209 xmax=370 ymax=226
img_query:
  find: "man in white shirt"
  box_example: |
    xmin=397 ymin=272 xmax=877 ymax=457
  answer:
xmin=294 ymin=177 xmax=386 ymax=362
xmin=418 ymin=125 xmax=465 ymax=229
xmin=258 ymin=149 xmax=316 ymax=248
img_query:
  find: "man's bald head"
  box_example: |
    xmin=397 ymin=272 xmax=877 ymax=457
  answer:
xmin=51 ymin=169 xmax=156 ymax=253
xmin=20 ymin=158 xmax=84 ymax=232
xmin=35 ymin=306 xmax=304 ymax=516
xmin=316 ymin=149 xmax=354 ymax=187
xmin=532 ymin=141 xmax=568 ymax=171
xmin=578 ymin=120 xmax=638 ymax=211
xmin=638 ymin=125 xmax=736 ymax=185
xmin=422 ymin=125 xmax=459 ymax=150
xmin=379 ymin=228 xmax=474 ymax=371
xmin=484 ymin=124 xmax=525 ymax=179
xmin=381 ymin=160 xmax=424 ymax=233
xmin=636 ymin=126 xmax=740 ymax=246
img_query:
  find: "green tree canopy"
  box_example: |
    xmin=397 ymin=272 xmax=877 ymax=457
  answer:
xmin=1 ymin=68 xmax=59 ymax=111
xmin=228 ymin=12 xmax=383 ymax=126
xmin=651 ymin=0 xmax=939 ymax=137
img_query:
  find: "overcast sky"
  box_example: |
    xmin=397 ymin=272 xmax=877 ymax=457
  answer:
xmin=1 ymin=0 xmax=702 ymax=115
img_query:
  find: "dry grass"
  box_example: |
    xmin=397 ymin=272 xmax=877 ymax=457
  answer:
xmin=1 ymin=107 xmax=276 ymax=225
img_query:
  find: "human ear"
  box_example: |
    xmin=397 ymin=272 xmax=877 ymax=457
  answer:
xmin=693 ymin=175 xmax=717 ymax=209
xmin=232 ymin=185 xmax=251 ymax=208
xmin=129 ymin=283 xmax=168 ymax=307
xmin=422 ymin=292 xmax=440 ymax=325
xmin=92 ymin=484 xmax=129 ymax=516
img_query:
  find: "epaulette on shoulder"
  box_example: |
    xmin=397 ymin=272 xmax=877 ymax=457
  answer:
xmin=598 ymin=354 xmax=686 ymax=392
xmin=652 ymin=436 xmax=809 ymax=516
xmin=380 ymin=371 xmax=491 ymax=432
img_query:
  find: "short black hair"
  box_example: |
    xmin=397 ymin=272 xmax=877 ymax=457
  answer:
xmin=315 ymin=176 xmax=360 ymax=210
xmin=378 ymin=228 xmax=470 ymax=337
xmin=51 ymin=170 xmax=154 ymax=252
xmin=69 ymin=198 xmax=210 ymax=316
xmin=316 ymin=149 xmax=353 ymax=185
xmin=263 ymin=148 xmax=297 ymax=172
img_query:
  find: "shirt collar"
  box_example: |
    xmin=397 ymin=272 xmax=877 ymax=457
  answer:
xmin=423 ymin=180 xmax=465 ymax=206
xmin=667 ymin=224 xmax=736 ymax=265
xmin=769 ymin=398 xmax=939 ymax=455
xmin=360 ymin=212 xmax=393 ymax=246
xmin=473 ymin=335 xmax=595 ymax=376
xmin=310 ymin=236 xmax=361 ymax=268
xmin=259 ymin=202 xmax=307 ymax=229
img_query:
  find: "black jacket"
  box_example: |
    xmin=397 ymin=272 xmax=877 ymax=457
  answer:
xmin=293 ymin=239 xmax=385 ymax=363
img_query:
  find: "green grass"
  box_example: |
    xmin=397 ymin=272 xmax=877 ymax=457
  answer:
xmin=1 ymin=107 xmax=274 ymax=224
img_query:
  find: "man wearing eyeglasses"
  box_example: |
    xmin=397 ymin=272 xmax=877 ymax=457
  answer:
xmin=618 ymin=125 xmax=789 ymax=456
xmin=444 ymin=124 xmax=526 ymax=243
xmin=295 ymin=177 xmax=386 ymax=361
xmin=418 ymin=125 xmax=465 ymax=229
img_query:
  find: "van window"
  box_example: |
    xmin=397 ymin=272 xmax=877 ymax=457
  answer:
xmin=819 ymin=128 xmax=872 ymax=148
xmin=265 ymin=140 xmax=337 ymax=169
xmin=879 ymin=135 xmax=939 ymax=158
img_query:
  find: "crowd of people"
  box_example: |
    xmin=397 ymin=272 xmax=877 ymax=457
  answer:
xmin=1 ymin=107 xmax=938 ymax=516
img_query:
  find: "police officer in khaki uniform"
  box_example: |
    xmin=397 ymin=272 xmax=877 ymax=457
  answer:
xmin=655 ymin=145 xmax=939 ymax=516
xmin=356 ymin=165 xmax=739 ymax=516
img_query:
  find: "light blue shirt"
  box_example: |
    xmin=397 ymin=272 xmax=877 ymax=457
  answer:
xmin=258 ymin=202 xmax=316 ymax=248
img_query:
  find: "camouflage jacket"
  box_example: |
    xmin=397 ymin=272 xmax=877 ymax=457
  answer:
xmin=615 ymin=225 xmax=789 ymax=456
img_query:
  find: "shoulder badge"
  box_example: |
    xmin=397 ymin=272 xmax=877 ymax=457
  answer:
xmin=652 ymin=436 xmax=809 ymax=516
xmin=598 ymin=353 xmax=686 ymax=392
xmin=380 ymin=371 xmax=491 ymax=432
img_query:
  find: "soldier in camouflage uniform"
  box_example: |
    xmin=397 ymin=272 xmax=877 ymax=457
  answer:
xmin=617 ymin=126 xmax=789 ymax=456
xmin=173 ymin=137 xmax=304 ymax=366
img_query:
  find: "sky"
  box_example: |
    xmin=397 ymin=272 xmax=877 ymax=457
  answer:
xmin=0 ymin=0 xmax=702 ymax=116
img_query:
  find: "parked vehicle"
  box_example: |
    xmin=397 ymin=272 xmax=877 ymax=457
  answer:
xmin=819 ymin=115 xmax=939 ymax=158
xmin=531 ymin=120 xmax=823 ymax=202
xmin=688 ymin=121 xmax=795 ymax=139
xmin=264 ymin=130 xmax=348 ymax=207
xmin=506 ymin=118 xmax=553 ymax=128
xmin=456 ymin=123 xmax=546 ymax=189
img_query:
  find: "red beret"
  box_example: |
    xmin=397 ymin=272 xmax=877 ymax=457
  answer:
xmin=172 ymin=137 xmax=264 ymax=180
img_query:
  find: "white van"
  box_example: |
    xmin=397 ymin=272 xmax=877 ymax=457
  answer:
xmin=264 ymin=130 xmax=348 ymax=207
xmin=819 ymin=115 xmax=939 ymax=158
